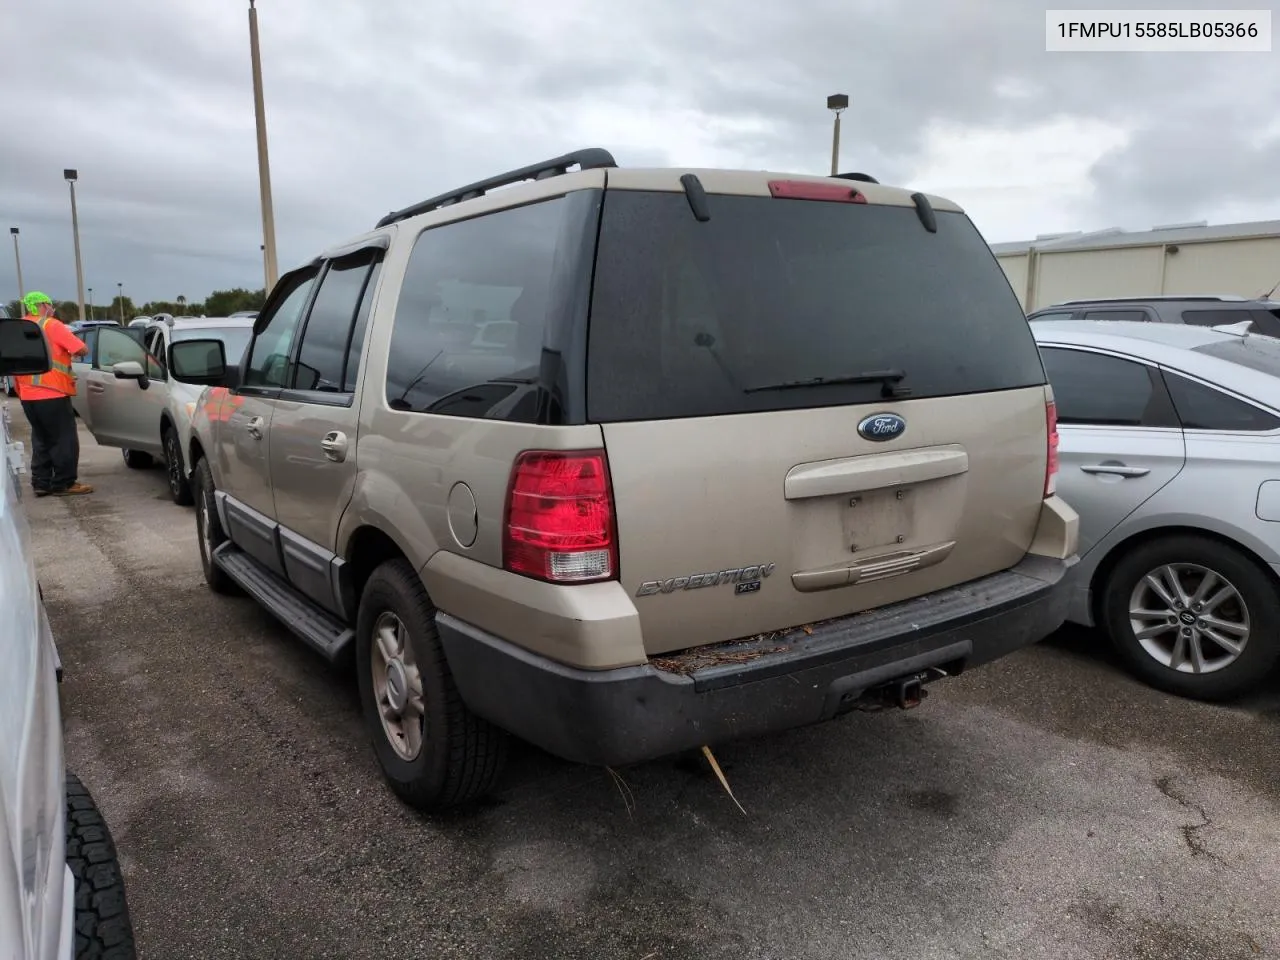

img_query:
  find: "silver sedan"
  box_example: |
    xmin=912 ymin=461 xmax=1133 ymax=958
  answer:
xmin=1033 ymin=319 xmax=1280 ymax=701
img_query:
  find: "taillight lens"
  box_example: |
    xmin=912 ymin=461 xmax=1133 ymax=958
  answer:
xmin=503 ymin=450 xmax=618 ymax=584
xmin=1044 ymin=400 xmax=1059 ymax=497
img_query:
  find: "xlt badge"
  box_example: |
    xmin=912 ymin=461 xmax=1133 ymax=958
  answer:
xmin=636 ymin=564 xmax=776 ymax=598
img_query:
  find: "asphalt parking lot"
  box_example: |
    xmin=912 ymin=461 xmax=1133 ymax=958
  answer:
xmin=16 ymin=411 xmax=1280 ymax=960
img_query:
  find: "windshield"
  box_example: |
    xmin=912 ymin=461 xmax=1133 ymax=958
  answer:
xmin=174 ymin=326 xmax=253 ymax=365
xmin=586 ymin=191 xmax=1046 ymax=421
xmin=1194 ymin=335 xmax=1280 ymax=378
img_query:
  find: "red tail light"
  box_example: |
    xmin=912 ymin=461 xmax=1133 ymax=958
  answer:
xmin=503 ymin=450 xmax=618 ymax=584
xmin=1044 ymin=400 xmax=1059 ymax=497
xmin=768 ymin=180 xmax=867 ymax=204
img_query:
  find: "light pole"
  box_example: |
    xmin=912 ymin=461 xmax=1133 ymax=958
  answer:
xmin=248 ymin=0 xmax=279 ymax=291
xmin=260 ymin=244 xmax=267 ymax=293
xmin=9 ymin=227 xmax=22 ymax=307
xmin=117 ymin=282 xmax=124 ymax=324
xmin=64 ymin=169 xmax=87 ymax=323
xmin=827 ymin=94 xmax=848 ymax=176
xmin=87 ymin=287 xmax=94 ymax=321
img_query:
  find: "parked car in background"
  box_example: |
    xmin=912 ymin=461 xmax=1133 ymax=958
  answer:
xmin=1032 ymin=319 xmax=1280 ymax=700
xmin=66 ymin=320 xmax=117 ymax=336
xmin=126 ymin=317 xmax=153 ymax=329
xmin=0 ymin=314 xmax=137 ymax=960
xmin=1028 ymin=294 xmax=1280 ymax=338
xmin=71 ymin=316 xmax=254 ymax=504
xmin=166 ymin=149 xmax=1078 ymax=810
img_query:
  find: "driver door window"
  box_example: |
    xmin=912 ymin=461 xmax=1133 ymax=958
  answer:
xmin=94 ymin=327 xmax=152 ymax=372
xmin=244 ymin=270 xmax=320 ymax=389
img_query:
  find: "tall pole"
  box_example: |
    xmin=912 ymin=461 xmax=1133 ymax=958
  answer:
xmin=261 ymin=243 xmax=267 ymax=294
xmin=826 ymin=94 xmax=849 ymax=177
xmin=248 ymin=0 xmax=279 ymax=292
xmin=830 ymin=114 xmax=841 ymax=176
xmin=88 ymin=287 xmax=94 ymax=321
xmin=65 ymin=170 xmax=86 ymax=323
xmin=117 ymin=282 xmax=124 ymax=324
xmin=9 ymin=228 xmax=23 ymax=306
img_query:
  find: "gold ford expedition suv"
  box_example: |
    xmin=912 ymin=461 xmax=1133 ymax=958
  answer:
xmin=168 ymin=149 xmax=1079 ymax=810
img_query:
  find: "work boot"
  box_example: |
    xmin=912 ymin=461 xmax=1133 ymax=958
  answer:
xmin=53 ymin=482 xmax=93 ymax=496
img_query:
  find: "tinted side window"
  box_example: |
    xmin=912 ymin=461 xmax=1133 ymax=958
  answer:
xmin=1250 ymin=309 xmax=1280 ymax=337
xmin=1162 ymin=372 xmax=1280 ymax=432
xmin=293 ymin=252 xmax=377 ymax=393
xmin=343 ymin=259 xmax=382 ymax=393
xmin=1040 ymin=347 xmax=1165 ymax=427
xmin=1181 ymin=309 xmax=1250 ymax=328
xmin=1028 ymin=311 xmax=1075 ymax=323
xmin=1082 ymin=309 xmax=1149 ymax=323
xmin=245 ymin=269 xmax=319 ymax=388
xmin=385 ymin=198 xmax=567 ymax=417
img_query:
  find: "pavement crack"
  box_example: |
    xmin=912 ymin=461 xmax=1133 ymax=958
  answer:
xmin=1154 ymin=775 xmax=1224 ymax=864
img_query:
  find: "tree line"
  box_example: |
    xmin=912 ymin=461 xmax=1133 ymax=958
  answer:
xmin=4 ymin=287 xmax=267 ymax=324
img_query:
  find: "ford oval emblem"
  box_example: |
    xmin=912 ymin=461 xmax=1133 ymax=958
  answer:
xmin=857 ymin=412 xmax=906 ymax=442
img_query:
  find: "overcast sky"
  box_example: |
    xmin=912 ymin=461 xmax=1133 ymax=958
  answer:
xmin=2 ymin=0 xmax=1277 ymax=305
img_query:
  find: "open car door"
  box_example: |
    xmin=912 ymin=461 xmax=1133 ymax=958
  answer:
xmin=81 ymin=327 xmax=168 ymax=456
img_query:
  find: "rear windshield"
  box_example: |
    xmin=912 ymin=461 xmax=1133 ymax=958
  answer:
xmin=1194 ymin=335 xmax=1280 ymax=377
xmin=586 ymin=190 xmax=1045 ymax=421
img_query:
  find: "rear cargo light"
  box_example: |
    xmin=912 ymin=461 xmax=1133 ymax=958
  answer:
xmin=503 ymin=450 xmax=618 ymax=584
xmin=767 ymin=180 xmax=867 ymax=204
xmin=1044 ymin=400 xmax=1059 ymax=497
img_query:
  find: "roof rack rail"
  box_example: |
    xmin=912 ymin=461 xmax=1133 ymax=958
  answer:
xmin=835 ymin=172 xmax=879 ymax=184
xmin=1057 ymin=294 xmax=1247 ymax=305
xmin=375 ymin=148 xmax=617 ymax=228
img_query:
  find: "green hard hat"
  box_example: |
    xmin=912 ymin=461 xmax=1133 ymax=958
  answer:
xmin=22 ymin=291 xmax=53 ymax=313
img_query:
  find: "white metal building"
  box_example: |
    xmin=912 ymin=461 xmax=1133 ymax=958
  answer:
xmin=991 ymin=219 xmax=1280 ymax=312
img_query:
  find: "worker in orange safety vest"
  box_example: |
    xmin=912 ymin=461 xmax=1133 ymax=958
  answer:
xmin=14 ymin=292 xmax=92 ymax=496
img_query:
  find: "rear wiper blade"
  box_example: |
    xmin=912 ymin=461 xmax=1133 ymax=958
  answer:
xmin=744 ymin=368 xmax=910 ymax=397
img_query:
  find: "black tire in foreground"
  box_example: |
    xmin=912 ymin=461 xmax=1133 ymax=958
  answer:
xmin=66 ymin=771 xmax=137 ymax=960
xmin=162 ymin=426 xmax=193 ymax=506
xmin=193 ymin=457 xmax=238 ymax=595
xmin=121 ymin=449 xmax=152 ymax=469
xmin=1102 ymin=533 xmax=1280 ymax=701
xmin=356 ymin=559 xmax=508 ymax=810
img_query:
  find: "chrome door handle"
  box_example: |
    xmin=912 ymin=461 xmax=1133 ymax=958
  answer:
xmin=320 ymin=431 xmax=348 ymax=462
xmin=1080 ymin=463 xmax=1150 ymax=478
xmin=245 ymin=416 xmax=264 ymax=440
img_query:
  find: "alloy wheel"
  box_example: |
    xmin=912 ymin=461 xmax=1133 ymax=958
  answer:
xmin=1128 ymin=563 xmax=1250 ymax=674
xmin=369 ymin=611 xmax=426 ymax=762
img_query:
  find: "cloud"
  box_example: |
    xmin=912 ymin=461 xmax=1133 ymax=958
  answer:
xmin=1 ymin=0 xmax=1276 ymax=305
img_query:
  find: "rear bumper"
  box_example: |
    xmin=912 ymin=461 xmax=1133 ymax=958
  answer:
xmin=437 ymin=554 xmax=1074 ymax=767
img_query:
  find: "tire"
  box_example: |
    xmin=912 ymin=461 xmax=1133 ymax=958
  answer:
xmin=1101 ymin=534 xmax=1280 ymax=701
xmin=66 ymin=771 xmax=137 ymax=960
xmin=193 ymin=457 xmax=238 ymax=595
xmin=356 ymin=559 xmax=508 ymax=810
xmin=163 ymin=426 xmax=193 ymax=506
xmin=121 ymin=449 xmax=152 ymax=469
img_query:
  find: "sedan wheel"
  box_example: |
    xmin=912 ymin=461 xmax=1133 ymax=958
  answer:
xmin=1103 ymin=534 xmax=1280 ymax=701
xmin=1127 ymin=563 xmax=1249 ymax=674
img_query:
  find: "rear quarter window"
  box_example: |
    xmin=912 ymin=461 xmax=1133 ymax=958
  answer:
xmin=586 ymin=191 xmax=1046 ymax=422
xmin=383 ymin=195 xmax=592 ymax=422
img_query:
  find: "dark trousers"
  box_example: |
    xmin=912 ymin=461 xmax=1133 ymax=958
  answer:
xmin=21 ymin=396 xmax=79 ymax=493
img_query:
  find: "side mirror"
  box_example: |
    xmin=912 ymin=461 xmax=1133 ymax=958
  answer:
xmin=0 ymin=317 xmax=52 ymax=376
xmin=170 ymin=338 xmax=232 ymax=387
xmin=112 ymin=360 xmax=146 ymax=381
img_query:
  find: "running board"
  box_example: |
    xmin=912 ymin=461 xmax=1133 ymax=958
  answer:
xmin=213 ymin=543 xmax=354 ymax=662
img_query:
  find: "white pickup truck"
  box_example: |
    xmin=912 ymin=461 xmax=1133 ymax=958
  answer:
xmin=0 ymin=316 xmax=136 ymax=959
